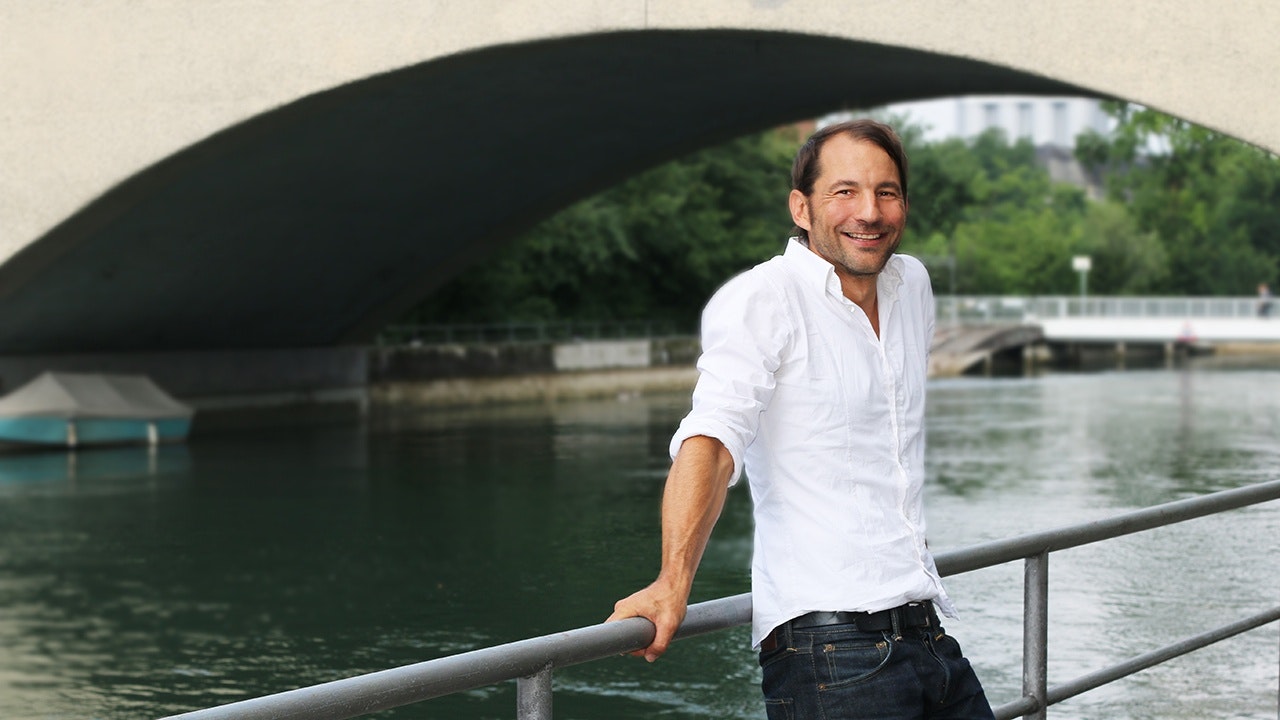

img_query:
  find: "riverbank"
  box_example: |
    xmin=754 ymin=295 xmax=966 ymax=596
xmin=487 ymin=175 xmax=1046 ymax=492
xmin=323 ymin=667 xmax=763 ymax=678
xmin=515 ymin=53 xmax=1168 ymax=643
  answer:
xmin=371 ymin=366 xmax=700 ymax=406
xmin=367 ymin=335 xmax=1280 ymax=408
xmin=7 ymin=335 xmax=1278 ymax=420
xmin=368 ymin=337 xmax=701 ymax=407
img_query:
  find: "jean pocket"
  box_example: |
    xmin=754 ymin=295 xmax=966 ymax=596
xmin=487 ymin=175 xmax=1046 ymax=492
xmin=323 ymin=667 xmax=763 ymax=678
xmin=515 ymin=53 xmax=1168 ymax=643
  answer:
xmin=818 ymin=635 xmax=892 ymax=690
xmin=931 ymin=630 xmax=964 ymax=659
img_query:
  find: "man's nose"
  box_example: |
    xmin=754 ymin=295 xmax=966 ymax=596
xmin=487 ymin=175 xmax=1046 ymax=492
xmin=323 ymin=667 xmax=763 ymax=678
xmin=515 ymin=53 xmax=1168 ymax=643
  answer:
xmin=853 ymin=193 xmax=882 ymax=224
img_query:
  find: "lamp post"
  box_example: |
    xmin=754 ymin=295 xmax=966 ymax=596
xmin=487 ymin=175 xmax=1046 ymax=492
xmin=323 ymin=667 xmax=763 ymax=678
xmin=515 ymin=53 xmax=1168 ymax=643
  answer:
xmin=1072 ymin=255 xmax=1092 ymax=314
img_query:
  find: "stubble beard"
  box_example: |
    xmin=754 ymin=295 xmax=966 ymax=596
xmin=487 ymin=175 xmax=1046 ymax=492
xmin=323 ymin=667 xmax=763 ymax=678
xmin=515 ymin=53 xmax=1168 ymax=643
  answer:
xmin=809 ymin=220 xmax=901 ymax=279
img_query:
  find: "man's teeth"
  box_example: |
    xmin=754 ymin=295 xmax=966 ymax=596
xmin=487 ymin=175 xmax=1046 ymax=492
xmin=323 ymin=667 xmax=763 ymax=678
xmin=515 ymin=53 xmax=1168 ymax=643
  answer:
xmin=844 ymin=231 xmax=880 ymax=240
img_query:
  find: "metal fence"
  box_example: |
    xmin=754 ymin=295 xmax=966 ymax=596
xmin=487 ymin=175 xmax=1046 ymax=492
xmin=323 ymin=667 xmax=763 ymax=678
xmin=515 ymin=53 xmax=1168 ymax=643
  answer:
xmin=382 ymin=297 xmax=1265 ymax=345
xmin=162 ymin=478 xmax=1280 ymax=720
xmin=378 ymin=320 xmax=687 ymax=345
xmin=937 ymin=295 xmax=1265 ymax=325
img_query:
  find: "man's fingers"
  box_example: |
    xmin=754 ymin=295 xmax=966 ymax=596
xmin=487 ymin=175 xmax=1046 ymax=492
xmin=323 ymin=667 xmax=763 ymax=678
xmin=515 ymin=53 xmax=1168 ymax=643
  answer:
xmin=643 ymin=629 xmax=673 ymax=662
xmin=606 ymin=598 xmax=657 ymax=658
xmin=605 ymin=593 xmax=684 ymax=662
xmin=605 ymin=596 xmax=644 ymax=624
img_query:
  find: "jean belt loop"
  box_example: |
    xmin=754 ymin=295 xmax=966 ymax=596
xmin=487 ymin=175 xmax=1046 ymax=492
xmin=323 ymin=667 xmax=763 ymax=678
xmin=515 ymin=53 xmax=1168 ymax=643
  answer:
xmin=890 ymin=606 xmax=903 ymax=639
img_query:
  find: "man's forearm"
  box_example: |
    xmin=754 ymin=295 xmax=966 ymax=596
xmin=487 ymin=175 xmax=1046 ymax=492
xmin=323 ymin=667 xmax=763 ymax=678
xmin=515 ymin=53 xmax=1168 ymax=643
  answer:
xmin=655 ymin=435 xmax=734 ymax=595
xmin=606 ymin=434 xmax=734 ymax=661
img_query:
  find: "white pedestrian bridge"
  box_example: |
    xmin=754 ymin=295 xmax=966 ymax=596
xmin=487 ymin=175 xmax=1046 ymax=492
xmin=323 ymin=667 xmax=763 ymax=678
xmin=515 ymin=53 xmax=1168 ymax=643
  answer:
xmin=940 ymin=296 xmax=1280 ymax=344
xmin=928 ymin=295 xmax=1280 ymax=376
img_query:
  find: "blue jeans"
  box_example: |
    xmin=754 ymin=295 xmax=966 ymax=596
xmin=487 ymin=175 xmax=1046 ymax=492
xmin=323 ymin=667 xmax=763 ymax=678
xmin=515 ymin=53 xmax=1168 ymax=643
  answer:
xmin=759 ymin=621 xmax=994 ymax=720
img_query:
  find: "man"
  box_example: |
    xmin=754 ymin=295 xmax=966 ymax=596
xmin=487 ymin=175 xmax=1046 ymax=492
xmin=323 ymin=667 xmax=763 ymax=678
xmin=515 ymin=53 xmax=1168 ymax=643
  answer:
xmin=607 ymin=119 xmax=993 ymax=719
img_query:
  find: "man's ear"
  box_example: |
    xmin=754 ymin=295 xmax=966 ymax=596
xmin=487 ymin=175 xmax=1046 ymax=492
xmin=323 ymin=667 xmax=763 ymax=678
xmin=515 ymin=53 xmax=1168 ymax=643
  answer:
xmin=788 ymin=189 xmax=811 ymax=231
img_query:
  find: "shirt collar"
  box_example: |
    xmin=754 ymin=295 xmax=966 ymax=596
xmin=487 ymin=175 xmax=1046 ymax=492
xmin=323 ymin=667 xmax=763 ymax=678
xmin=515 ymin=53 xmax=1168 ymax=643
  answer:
xmin=784 ymin=237 xmax=905 ymax=303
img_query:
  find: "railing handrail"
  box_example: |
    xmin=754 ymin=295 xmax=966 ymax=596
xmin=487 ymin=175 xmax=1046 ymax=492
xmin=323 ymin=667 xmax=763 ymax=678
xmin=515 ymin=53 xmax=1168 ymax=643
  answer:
xmin=379 ymin=296 xmax=1270 ymax=345
xmin=162 ymin=478 xmax=1280 ymax=720
xmin=377 ymin=319 xmax=691 ymax=345
xmin=937 ymin=294 xmax=1269 ymax=324
xmin=933 ymin=477 xmax=1280 ymax=574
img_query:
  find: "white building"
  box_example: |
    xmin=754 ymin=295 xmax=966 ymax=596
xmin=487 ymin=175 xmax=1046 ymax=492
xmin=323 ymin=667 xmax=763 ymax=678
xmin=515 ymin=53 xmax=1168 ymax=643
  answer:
xmin=889 ymin=96 xmax=1111 ymax=148
xmin=825 ymin=96 xmax=1112 ymax=149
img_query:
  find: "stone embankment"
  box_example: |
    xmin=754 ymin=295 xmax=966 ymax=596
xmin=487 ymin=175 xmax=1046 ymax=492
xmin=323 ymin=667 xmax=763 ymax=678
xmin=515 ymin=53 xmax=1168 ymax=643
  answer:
xmin=369 ymin=337 xmax=701 ymax=407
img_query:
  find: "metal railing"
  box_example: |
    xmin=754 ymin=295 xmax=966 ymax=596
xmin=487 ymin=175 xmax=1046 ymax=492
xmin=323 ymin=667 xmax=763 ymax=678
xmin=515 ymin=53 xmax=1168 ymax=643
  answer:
xmin=378 ymin=320 xmax=688 ymax=345
xmin=938 ymin=295 xmax=1265 ymax=325
xmin=163 ymin=478 xmax=1280 ymax=720
xmin=382 ymin=298 xmax=1266 ymax=345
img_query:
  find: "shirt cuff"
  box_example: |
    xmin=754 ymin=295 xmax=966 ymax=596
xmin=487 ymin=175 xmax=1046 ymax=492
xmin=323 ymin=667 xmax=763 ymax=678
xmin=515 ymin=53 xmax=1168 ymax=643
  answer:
xmin=668 ymin=421 xmax=746 ymax=486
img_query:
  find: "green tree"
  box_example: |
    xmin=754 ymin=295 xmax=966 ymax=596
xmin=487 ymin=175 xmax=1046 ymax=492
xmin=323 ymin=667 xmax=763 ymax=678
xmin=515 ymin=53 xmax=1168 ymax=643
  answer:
xmin=1077 ymin=103 xmax=1279 ymax=294
xmin=906 ymin=128 xmax=1095 ymax=295
xmin=1076 ymin=200 xmax=1168 ymax=293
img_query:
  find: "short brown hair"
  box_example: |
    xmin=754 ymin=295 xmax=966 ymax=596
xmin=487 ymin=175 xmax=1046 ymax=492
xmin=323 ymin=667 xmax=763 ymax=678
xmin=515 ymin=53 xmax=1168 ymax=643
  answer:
xmin=790 ymin=119 xmax=909 ymax=241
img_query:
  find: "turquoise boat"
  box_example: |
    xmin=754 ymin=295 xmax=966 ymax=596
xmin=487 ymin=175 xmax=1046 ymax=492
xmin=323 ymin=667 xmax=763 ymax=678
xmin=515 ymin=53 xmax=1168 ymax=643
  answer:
xmin=0 ymin=372 xmax=194 ymax=448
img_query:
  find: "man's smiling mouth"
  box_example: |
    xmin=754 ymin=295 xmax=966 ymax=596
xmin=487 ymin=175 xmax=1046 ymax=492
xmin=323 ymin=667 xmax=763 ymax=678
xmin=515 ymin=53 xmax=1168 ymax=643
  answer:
xmin=843 ymin=230 xmax=883 ymax=241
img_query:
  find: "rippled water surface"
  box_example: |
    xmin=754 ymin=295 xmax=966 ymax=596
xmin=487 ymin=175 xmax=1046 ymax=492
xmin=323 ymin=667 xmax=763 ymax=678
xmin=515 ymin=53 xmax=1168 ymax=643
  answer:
xmin=0 ymin=362 xmax=1277 ymax=719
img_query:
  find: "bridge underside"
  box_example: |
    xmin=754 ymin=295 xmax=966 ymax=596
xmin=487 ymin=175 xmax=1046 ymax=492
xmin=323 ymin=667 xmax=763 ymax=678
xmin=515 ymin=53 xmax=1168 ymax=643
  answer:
xmin=0 ymin=30 xmax=1085 ymax=355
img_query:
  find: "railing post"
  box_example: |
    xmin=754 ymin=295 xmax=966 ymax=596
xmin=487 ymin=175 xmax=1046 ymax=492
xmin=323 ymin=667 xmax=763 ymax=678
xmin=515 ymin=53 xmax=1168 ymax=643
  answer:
xmin=516 ymin=664 xmax=553 ymax=720
xmin=1023 ymin=551 xmax=1049 ymax=719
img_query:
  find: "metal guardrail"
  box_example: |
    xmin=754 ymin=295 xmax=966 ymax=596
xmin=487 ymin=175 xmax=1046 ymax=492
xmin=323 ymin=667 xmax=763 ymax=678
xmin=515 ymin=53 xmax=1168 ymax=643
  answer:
xmin=378 ymin=320 xmax=687 ymax=345
xmin=382 ymin=297 xmax=1266 ymax=345
xmin=162 ymin=478 xmax=1280 ymax=720
xmin=938 ymin=295 xmax=1266 ymax=325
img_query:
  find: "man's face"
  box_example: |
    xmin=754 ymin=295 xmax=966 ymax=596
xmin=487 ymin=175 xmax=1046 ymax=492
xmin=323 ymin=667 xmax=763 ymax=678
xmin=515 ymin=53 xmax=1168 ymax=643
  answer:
xmin=789 ymin=135 xmax=908 ymax=281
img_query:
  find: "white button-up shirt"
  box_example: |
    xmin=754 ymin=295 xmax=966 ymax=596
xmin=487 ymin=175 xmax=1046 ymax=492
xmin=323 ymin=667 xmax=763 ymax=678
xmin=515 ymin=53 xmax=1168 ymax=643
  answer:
xmin=670 ymin=239 xmax=955 ymax=648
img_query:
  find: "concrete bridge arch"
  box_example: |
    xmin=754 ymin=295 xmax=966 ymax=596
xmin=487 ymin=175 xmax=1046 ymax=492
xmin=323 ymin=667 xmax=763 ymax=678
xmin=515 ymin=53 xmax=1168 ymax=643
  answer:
xmin=3 ymin=1 xmax=1277 ymax=358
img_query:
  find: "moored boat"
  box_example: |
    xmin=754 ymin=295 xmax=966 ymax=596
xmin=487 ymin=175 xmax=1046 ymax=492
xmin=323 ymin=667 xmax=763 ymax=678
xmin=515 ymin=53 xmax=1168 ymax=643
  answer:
xmin=0 ymin=372 xmax=194 ymax=448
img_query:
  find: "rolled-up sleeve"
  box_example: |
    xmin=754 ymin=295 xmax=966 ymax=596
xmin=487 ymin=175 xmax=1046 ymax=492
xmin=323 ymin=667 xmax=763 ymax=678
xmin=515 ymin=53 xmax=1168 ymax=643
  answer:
xmin=668 ymin=270 xmax=793 ymax=486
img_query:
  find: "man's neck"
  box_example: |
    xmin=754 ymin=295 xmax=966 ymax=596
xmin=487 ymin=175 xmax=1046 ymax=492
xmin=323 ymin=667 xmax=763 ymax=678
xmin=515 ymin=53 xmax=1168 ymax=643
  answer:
xmin=840 ymin=274 xmax=880 ymax=338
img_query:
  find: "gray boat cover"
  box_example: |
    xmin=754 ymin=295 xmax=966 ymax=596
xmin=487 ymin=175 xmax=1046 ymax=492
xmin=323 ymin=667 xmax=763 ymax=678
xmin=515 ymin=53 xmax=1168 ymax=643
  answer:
xmin=0 ymin=372 xmax=193 ymax=419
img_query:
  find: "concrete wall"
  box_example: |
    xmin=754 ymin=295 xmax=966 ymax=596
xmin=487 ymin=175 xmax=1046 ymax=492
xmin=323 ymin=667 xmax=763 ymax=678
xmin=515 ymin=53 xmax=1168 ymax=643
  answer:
xmin=369 ymin=337 xmax=702 ymax=407
xmin=369 ymin=337 xmax=700 ymax=381
xmin=553 ymin=340 xmax=651 ymax=371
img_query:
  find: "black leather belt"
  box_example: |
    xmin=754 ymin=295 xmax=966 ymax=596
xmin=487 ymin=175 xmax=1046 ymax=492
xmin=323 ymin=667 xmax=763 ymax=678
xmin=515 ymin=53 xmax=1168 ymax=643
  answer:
xmin=760 ymin=602 xmax=938 ymax=652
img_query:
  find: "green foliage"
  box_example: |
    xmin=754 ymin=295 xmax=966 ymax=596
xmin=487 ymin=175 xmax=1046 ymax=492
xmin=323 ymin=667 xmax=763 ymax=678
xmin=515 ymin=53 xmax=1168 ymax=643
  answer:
xmin=1076 ymin=201 xmax=1168 ymax=293
xmin=904 ymin=128 xmax=1093 ymax=295
xmin=404 ymin=106 xmax=1280 ymax=328
xmin=1077 ymin=103 xmax=1280 ymax=294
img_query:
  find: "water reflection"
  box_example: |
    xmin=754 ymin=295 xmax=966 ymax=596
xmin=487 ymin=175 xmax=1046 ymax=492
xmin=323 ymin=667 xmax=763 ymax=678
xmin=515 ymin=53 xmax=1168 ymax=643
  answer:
xmin=0 ymin=444 xmax=191 ymax=490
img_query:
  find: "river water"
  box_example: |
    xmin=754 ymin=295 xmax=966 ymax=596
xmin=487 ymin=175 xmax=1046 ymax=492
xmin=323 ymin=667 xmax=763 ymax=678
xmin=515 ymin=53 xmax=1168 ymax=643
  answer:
xmin=0 ymin=359 xmax=1278 ymax=720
